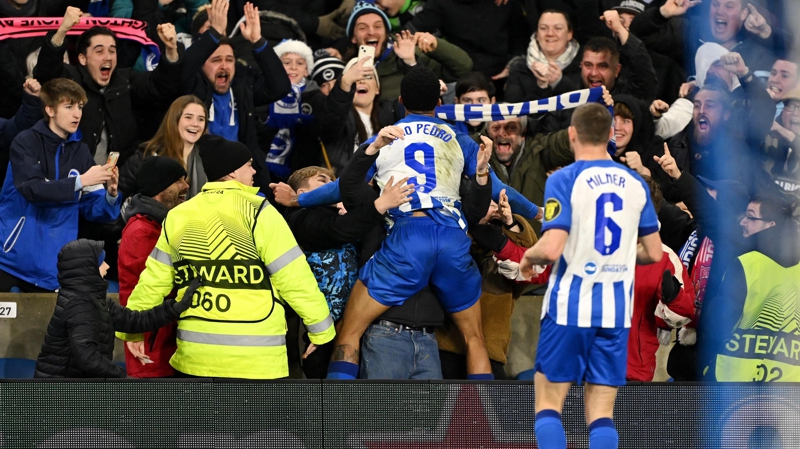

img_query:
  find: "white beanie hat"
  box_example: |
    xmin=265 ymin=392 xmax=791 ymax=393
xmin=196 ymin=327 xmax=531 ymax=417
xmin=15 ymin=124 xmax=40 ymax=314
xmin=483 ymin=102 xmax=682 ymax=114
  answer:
xmin=273 ymin=39 xmax=315 ymax=74
xmin=344 ymin=57 xmax=380 ymax=89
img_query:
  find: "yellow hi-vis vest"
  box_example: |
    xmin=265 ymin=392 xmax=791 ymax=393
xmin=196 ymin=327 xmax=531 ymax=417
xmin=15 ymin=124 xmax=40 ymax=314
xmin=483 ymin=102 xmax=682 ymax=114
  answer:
xmin=715 ymin=251 xmax=800 ymax=382
xmin=118 ymin=181 xmax=335 ymax=379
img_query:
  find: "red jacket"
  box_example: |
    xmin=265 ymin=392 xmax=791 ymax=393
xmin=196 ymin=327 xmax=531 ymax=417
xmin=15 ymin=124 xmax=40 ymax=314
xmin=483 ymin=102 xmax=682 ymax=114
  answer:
xmin=627 ymin=245 xmax=695 ymax=381
xmin=118 ymin=213 xmax=177 ymax=378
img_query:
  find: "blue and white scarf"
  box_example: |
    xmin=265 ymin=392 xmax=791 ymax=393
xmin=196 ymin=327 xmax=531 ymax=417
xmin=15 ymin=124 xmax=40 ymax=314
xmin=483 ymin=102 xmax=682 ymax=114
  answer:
xmin=435 ymin=87 xmax=616 ymax=156
xmin=266 ymin=80 xmax=313 ymax=179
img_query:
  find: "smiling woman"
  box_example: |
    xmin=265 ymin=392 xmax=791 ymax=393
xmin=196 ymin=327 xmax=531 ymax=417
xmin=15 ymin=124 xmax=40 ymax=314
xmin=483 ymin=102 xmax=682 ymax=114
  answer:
xmin=118 ymin=95 xmax=209 ymax=199
xmin=505 ymin=10 xmax=581 ymax=103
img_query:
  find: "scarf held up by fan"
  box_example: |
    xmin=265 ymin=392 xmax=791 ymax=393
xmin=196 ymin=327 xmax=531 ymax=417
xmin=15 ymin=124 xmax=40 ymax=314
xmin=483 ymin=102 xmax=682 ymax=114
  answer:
xmin=266 ymin=80 xmax=313 ymax=179
xmin=435 ymin=87 xmax=616 ymax=156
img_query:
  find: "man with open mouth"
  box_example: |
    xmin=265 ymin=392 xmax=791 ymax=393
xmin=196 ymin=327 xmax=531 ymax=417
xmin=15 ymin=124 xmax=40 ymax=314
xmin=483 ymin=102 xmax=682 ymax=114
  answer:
xmin=34 ymin=6 xmax=183 ymax=169
xmin=536 ymin=9 xmax=656 ymax=134
xmin=182 ymin=0 xmax=291 ymax=194
xmin=339 ymin=1 xmax=473 ymax=103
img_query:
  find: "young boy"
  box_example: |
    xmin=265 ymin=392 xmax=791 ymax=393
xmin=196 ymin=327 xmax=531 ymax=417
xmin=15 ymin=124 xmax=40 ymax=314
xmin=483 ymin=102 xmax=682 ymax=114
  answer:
xmin=284 ymin=166 xmax=413 ymax=378
xmin=453 ymin=72 xmax=497 ymax=135
xmin=0 ymin=78 xmax=121 ymax=292
xmin=266 ymin=39 xmax=316 ymax=180
xmin=34 ymin=240 xmax=198 ymax=378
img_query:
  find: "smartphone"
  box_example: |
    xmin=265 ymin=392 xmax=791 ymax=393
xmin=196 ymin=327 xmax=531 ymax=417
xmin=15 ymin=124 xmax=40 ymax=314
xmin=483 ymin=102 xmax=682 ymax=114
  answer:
xmin=358 ymin=45 xmax=376 ymax=69
xmin=106 ymin=152 xmax=120 ymax=170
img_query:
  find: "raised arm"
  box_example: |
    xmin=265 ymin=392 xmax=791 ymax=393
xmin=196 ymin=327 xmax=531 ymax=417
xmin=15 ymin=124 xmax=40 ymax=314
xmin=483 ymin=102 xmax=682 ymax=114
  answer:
xmin=33 ymin=7 xmax=82 ymax=84
xmin=241 ymin=3 xmax=292 ymax=106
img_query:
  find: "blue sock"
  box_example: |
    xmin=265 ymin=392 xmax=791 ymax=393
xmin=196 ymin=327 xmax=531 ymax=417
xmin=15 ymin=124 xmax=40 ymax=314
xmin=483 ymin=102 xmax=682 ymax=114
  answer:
xmin=534 ymin=410 xmax=567 ymax=449
xmin=588 ymin=418 xmax=618 ymax=449
xmin=326 ymin=361 xmax=358 ymax=379
xmin=466 ymin=373 xmax=494 ymax=380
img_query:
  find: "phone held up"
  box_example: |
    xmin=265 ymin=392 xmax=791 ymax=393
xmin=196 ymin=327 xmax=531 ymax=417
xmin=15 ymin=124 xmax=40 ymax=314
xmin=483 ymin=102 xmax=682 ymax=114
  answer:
xmin=358 ymin=45 xmax=375 ymax=78
xmin=106 ymin=152 xmax=119 ymax=171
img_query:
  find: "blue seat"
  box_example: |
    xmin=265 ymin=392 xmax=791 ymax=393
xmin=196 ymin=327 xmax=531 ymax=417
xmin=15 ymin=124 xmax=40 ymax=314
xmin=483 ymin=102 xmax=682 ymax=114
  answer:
xmin=516 ymin=369 xmax=535 ymax=381
xmin=0 ymin=358 xmax=36 ymax=378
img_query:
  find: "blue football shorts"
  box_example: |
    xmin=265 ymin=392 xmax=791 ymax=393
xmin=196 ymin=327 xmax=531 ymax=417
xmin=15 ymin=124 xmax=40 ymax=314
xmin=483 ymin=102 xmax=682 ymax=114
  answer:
xmin=534 ymin=315 xmax=630 ymax=386
xmin=360 ymin=215 xmax=481 ymax=313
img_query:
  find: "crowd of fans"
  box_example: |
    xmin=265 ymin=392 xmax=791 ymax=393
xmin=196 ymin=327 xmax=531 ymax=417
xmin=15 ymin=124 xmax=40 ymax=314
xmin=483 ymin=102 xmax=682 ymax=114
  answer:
xmin=0 ymin=0 xmax=797 ymax=382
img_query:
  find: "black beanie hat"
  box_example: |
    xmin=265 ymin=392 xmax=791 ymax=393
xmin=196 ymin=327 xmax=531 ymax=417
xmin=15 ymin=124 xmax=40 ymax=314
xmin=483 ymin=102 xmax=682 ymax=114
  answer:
xmin=137 ymin=156 xmax=187 ymax=197
xmin=312 ymin=49 xmax=346 ymax=86
xmin=197 ymin=135 xmax=253 ymax=182
xmin=400 ymin=66 xmax=441 ymax=112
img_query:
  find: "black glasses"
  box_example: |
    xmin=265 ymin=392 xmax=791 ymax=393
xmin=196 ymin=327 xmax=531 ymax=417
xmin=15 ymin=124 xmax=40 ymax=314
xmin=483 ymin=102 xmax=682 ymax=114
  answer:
xmin=742 ymin=215 xmax=768 ymax=222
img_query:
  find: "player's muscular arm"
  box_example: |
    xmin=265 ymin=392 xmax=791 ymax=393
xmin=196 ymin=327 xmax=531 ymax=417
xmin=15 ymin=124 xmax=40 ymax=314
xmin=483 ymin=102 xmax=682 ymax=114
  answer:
xmin=519 ymin=229 xmax=568 ymax=278
xmin=636 ymin=232 xmax=663 ymax=264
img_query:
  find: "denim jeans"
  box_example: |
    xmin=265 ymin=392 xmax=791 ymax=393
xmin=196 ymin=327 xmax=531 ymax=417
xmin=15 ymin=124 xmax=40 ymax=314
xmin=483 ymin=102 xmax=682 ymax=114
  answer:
xmin=359 ymin=323 xmax=442 ymax=380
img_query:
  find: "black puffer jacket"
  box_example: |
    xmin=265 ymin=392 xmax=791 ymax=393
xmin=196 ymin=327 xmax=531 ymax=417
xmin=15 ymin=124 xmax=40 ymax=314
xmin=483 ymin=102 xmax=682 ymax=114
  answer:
xmin=34 ymin=239 xmax=191 ymax=378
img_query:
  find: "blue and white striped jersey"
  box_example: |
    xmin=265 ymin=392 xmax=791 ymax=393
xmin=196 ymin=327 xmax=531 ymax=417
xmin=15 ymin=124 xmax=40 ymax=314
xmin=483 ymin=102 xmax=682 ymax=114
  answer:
xmin=541 ymin=160 xmax=659 ymax=329
xmin=366 ymin=115 xmax=479 ymax=229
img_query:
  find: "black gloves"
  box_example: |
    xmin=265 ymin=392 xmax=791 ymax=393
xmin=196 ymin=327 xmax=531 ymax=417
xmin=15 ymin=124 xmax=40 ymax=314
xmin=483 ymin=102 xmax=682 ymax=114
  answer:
xmin=661 ymin=270 xmax=681 ymax=304
xmin=168 ymin=275 xmax=203 ymax=316
xmin=470 ymin=224 xmax=509 ymax=253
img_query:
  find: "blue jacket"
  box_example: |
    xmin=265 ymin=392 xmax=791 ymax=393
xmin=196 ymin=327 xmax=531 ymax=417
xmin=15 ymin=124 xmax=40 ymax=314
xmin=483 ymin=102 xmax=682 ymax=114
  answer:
xmin=0 ymin=120 xmax=121 ymax=290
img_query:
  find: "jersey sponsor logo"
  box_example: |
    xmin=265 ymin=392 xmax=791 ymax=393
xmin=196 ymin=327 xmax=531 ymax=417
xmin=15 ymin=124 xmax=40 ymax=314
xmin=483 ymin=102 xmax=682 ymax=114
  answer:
xmin=174 ymin=260 xmax=271 ymax=290
xmin=544 ymin=198 xmax=561 ymax=221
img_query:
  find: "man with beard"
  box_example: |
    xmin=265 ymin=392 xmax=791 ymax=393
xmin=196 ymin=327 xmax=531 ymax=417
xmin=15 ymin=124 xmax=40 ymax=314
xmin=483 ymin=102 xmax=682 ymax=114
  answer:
xmin=486 ymin=88 xmax=614 ymax=234
xmin=539 ymin=10 xmax=656 ymax=133
xmin=340 ymin=1 xmax=473 ymax=102
xmin=486 ymin=116 xmax=568 ymax=235
xmin=118 ymin=157 xmax=189 ymax=378
xmin=666 ymin=62 xmax=775 ymax=193
xmin=182 ymin=0 xmax=292 ymax=193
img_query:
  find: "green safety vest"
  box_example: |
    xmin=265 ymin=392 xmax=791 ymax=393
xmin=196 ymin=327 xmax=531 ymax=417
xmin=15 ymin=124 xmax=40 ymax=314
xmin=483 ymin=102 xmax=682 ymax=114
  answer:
xmin=118 ymin=181 xmax=334 ymax=379
xmin=715 ymin=251 xmax=800 ymax=382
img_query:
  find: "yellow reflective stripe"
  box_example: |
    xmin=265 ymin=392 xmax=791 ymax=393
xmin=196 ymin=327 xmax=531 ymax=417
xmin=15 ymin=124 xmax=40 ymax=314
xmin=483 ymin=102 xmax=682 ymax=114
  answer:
xmin=177 ymin=329 xmax=286 ymax=347
xmin=306 ymin=314 xmax=334 ymax=334
xmin=266 ymin=245 xmax=303 ymax=275
xmin=149 ymin=247 xmax=173 ymax=267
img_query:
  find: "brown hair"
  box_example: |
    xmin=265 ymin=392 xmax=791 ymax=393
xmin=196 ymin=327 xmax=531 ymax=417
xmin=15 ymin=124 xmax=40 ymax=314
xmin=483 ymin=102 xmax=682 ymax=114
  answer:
xmin=614 ymin=102 xmax=634 ymax=121
xmin=287 ymin=166 xmax=336 ymax=192
xmin=144 ymin=95 xmax=208 ymax=168
xmin=40 ymin=78 xmax=87 ymax=121
xmin=571 ymin=103 xmax=612 ymax=145
xmin=353 ymin=105 xmax=382 ymax=145
xmin=642 ymin=175 xmax=663 ymax=214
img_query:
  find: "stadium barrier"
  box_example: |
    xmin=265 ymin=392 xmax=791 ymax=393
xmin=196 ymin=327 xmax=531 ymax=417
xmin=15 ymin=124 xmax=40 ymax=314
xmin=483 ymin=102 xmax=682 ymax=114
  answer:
xmin=1 ymin=380 xmax=797 ymax=448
